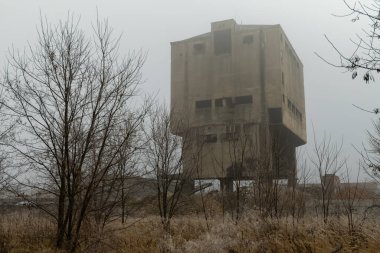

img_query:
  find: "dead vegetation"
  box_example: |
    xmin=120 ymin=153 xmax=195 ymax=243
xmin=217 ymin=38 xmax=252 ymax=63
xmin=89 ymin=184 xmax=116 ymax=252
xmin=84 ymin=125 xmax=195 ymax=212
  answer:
xmin=0 ymin=205 xmax=379 ymax=253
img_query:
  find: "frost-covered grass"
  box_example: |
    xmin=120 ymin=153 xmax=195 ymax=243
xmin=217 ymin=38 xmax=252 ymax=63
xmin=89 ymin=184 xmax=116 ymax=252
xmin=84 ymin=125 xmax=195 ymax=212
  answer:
xmin=0 ymin=211 xmax=379 ymax=252
xmin=120 ymin=215 xmax=379 ymax=253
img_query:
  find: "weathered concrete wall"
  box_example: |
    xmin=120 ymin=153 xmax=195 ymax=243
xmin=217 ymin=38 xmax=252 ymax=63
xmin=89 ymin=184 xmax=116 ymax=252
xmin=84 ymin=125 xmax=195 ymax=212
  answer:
xmin=171 ymin=19 xmax=306 ymax=181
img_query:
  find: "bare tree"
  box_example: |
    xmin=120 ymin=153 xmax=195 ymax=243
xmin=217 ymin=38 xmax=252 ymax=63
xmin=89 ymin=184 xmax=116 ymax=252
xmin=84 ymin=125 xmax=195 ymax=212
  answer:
xmin=309 ymin=130 xmax=345 ymax=223
xmin=207 ymin=123 xmax=251 ymax=221
xmin=356 ymin=115 xmax=380 ymax=224
xmin=208 ymin=123 xmax=298 ymax=220
xmin=1 ymin=15 xmax=147 ymax=251
xmin=246 ymin=128 xmax=292 ymax=219
xmin=291 ymin=147 xmax=312 ymax=222
xmin=337 ymin=164 xmax=365 ymax=234
xmin=0 ymin=89 xmax=15 ymax=194
xmin=224 ymin=123 xmax=249 ymax=222
xmin=360 ymin=119 xmax=380 ymax=182
xmin=88 ymin=114 xmax=147 ymax=228
xmin=317 ymin=0 xmax=380 ymax=85
xmin=144 ymin=105 xmax=194 ymax=232
xmin=115 ymin=118 xmax=146 ymax=224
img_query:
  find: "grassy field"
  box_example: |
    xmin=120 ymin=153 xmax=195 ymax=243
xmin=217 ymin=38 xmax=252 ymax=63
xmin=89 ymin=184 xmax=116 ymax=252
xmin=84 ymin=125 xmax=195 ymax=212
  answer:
xmin=0 ymin=210 xmax=379 ymax=253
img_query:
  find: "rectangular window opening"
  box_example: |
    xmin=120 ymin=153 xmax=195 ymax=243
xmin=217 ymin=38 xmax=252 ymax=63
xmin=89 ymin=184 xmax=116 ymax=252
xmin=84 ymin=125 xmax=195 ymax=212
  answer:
xmin=225 ymin=124 xmax=241 ymax=134
xmin=204 ymin=134 xmax=217 ymax=143
xmin=224 ymin=97 xmax=233 ymax=107
xmin=243 ymin=35 xmax=254 ymax=44
xmin=214 ymin=29 xmax=232 ymax=55
xmin=268 ymin=108 xmax=282 ymax=124
xmin=215 ymin=98 xmax=223 ymax=107
xmin=235 ymin=95 xmax=253 ymax=105
xmin=196 ymin=100 xmax=212 ymax=109
xmin=223 ymin=133 xmax=234 ymax=141
xmin=215 ymin=97 xmax=233 ymax=108
xmin=221 ymin=133 xmax=239 ymax=142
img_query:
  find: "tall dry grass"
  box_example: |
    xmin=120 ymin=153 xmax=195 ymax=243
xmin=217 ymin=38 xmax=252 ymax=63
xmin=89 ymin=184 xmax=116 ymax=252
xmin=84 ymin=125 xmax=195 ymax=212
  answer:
xmin=0 ymin=209 xmax=378 ymax=253
xmin=0 ymin=211 xmax=57 ymax=252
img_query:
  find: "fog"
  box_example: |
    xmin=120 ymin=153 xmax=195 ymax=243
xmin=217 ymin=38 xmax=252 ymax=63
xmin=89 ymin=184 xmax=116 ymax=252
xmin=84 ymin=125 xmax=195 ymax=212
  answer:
xmin=1 ymin=0 xmax=380 ymax=180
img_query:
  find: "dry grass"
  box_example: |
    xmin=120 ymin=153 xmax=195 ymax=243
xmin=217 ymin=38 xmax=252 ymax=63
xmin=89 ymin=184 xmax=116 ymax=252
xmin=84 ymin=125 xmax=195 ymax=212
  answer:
xmin=0 ymin=209 xmax=379 ymax=252
xmin=0 ymin=211 xmax=58 ymax=253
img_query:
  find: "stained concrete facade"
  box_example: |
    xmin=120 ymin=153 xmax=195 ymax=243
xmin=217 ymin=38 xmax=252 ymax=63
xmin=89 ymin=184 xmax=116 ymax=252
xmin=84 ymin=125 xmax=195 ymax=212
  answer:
xmin=171 ymin=19 xmax=306 ymax=187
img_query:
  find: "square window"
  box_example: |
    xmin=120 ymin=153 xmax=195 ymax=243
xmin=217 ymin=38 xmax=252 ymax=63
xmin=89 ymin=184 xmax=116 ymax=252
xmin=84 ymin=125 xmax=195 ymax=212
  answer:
xmin=215 ymin=98 xmax=223 ymax=107
xmin=243 ymin=35 xmax=253 ymax=44
xmin=193 ymin=43 xmax=205 ymax=55
xmin=268 ymin=108 xmax=282 ymax=124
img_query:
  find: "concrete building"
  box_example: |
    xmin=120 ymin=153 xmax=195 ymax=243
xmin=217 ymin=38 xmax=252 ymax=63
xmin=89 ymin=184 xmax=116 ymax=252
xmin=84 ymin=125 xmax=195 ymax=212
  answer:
xmin=171 ymin=19 xmax=306 ymax=191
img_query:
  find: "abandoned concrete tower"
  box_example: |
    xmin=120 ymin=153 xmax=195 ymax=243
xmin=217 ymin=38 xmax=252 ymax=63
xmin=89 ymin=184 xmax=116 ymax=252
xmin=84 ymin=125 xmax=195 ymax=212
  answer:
xmin=171 ymin=19 xmax=306 ymax=191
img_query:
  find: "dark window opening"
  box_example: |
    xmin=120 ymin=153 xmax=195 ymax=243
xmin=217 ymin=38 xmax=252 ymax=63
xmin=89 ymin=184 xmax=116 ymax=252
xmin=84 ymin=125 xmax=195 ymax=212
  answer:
xmin=296 ymin=109 xmax=303 ymax=122
xmin=193 ymin=43 xmax=205 ymax=55
xmin=286 ymin=98 xmax=303 ymax=122
xmin=235 ymin=95 xmax=253 ymax=105
xmin=196 ymin=100 xmax=211 ymax=109
xmin=282 ymin=95 xmax=285 ymax=103
xmin=221 ymin=132 xmax=239 ymax=142
xmin=222 ymin=124 xmax=241 ymax=142
xmin=226 ymin=124 xmax=240 ymax=134
xmin=269 ymin=108 xmax=282 ymax=124
xmin=215 ymin=97 xmax=233 ymax=108
xmin=215 ymin=98 xmax=223 ymax=107
xmin=226 ymin=124 xmax=241 ymax=134
xmin=204 ymin=134 xmax=217 ymax=143
xmin=243 ymin=35 xmax=254 ymax=44
xmin=214 ymin=29 xmax=232 ymax=55
xmin=224 ymin=97 xmax=233 ymax=107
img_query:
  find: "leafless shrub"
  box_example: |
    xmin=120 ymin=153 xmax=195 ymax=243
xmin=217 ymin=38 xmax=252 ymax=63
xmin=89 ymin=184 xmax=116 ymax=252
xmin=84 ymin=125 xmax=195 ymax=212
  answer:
xmin=309 ymin=130 xmax=345 ymax=223
xmin=144 ymin=105 xmax=197 ymax=232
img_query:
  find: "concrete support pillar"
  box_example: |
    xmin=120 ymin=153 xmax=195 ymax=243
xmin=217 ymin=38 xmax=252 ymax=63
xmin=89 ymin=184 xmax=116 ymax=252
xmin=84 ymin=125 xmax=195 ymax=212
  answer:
xmin=182 ymin=179 xmax=194 ymax=194
xmin=287 ymin=146 xmax=297 ymax=188
xmin=220 ymin=178 xmax=233 ymax=192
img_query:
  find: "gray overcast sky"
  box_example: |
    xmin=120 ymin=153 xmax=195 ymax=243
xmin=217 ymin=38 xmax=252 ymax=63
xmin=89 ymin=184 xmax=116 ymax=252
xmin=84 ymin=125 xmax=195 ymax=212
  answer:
xmin=1 ymin=0 xmax=380 ymax=179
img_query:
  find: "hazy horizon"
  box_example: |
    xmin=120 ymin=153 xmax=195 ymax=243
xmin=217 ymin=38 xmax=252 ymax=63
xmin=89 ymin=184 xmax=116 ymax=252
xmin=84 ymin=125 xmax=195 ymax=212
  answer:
xmin=1 ymin=0 xmax=379 ymax=181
